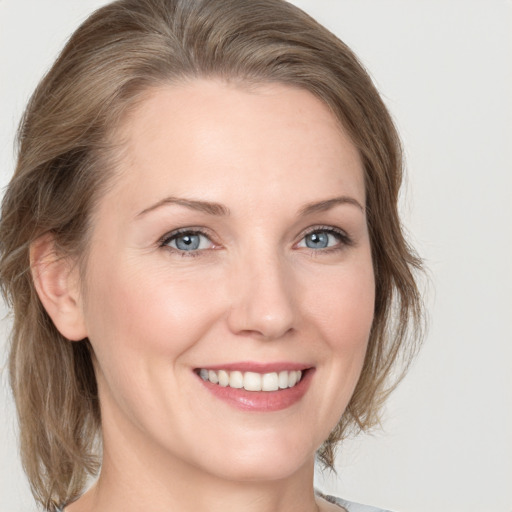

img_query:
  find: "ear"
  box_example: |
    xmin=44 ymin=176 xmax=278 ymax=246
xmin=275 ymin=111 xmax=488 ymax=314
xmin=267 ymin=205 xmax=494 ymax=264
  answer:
xmin=30 ymin=233 xmax=88 ymax=341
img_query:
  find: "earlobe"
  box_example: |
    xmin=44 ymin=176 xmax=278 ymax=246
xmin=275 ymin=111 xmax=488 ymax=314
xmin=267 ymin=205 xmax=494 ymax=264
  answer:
xmin=30 ymin=234 xmax=88 ymax=341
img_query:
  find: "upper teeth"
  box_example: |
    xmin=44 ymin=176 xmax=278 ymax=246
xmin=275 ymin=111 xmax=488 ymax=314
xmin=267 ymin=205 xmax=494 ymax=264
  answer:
xmin=199 ymin=369 xmax=303 ymax=391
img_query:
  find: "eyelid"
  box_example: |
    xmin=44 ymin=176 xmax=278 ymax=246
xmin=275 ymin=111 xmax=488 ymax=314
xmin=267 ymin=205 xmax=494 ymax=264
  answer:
xmin=295 ymin=225 xmax=353 ymax=249
xmin=159 ymin=227 xmax=218 ymax=252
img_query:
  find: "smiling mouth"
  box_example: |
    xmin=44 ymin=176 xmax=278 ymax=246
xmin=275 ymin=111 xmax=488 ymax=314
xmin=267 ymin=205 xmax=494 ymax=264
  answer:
xmin=197 ymin=368 xmax=304 ymax=392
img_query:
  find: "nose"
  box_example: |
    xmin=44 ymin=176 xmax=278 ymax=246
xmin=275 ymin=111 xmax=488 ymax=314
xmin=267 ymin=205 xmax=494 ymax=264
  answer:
xmin=226 ymin=252 xmax=297 ymax=340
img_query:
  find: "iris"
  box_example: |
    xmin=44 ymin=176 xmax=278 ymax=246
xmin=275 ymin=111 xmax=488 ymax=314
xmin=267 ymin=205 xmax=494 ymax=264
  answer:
xmin=305 ymin=231 xmax=330 ymax=249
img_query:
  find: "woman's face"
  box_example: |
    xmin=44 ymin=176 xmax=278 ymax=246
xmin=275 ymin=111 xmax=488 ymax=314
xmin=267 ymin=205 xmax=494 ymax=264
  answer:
xmin=79 ymin=80 xmax=375 ymax=482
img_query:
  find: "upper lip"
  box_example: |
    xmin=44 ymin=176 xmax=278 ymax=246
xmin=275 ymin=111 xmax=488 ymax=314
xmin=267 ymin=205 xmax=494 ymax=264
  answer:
xmin=195 ymin=361 xmax=312 ymax=373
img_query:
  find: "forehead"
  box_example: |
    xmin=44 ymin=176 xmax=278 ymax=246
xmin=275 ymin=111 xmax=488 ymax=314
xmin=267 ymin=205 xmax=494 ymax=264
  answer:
xmin=103 ymin=79 xmax=365 ymax=216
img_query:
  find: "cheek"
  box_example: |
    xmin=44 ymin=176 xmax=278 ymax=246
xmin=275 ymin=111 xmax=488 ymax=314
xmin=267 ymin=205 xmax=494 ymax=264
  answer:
xmin=305 ymin=260 xmax=375 ymax=353
xmin=81 ymin=258 xmax=225 ymax=426
xmin=295 ymin=257 xmax=375 ymax=439
xmin=304 ymin=257 xmax=375 ymax=414
xmin=83 ymin=258 xmax=223 ymax=362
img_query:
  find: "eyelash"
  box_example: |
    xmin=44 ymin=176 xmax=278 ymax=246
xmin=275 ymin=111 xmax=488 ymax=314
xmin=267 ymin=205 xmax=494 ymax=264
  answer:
xmin=159 ymin=225 xmax=353 ymax=257
xmin=299 ymin=225 xmax=353 ymax=253
xmin=159 ymin=228 xmax=215 ymax=258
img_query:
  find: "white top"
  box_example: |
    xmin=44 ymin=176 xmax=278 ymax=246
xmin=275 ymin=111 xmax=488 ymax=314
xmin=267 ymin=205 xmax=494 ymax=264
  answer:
xmin=322 ymin=494 xmax=393 ymax=512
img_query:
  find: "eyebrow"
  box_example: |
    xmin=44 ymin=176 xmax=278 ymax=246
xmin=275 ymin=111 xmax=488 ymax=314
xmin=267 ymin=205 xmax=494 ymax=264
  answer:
xmin=137 ymin=197 xmax=230 ymax=217
xmin=299 ymin=196 xmax=365 ymax=216
xmin=136 ymin=195 xmax=364 ymax=219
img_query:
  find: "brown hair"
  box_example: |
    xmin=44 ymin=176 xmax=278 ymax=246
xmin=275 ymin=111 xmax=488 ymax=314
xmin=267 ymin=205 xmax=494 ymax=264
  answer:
xmin=0 ymin=0 xmax=423 ymax=509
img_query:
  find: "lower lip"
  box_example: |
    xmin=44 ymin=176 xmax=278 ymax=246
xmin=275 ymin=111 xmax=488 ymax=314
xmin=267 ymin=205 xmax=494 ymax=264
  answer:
xmin=197 ymin=369 xmax=314 ymax=412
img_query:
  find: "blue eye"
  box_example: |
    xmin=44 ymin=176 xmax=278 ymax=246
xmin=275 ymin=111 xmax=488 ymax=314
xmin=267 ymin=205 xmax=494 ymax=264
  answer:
xmin=297 ymin=228 xmax=347 ymax=250
xmin=162 ymin=231 xmax=213 ymax=252
xmin=305 ymin=231 xmax=330 ymax=249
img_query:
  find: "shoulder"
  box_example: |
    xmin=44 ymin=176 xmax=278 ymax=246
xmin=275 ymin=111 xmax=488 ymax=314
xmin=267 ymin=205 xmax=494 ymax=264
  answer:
xmin=319 ymin=493 xmax=395 ymax=512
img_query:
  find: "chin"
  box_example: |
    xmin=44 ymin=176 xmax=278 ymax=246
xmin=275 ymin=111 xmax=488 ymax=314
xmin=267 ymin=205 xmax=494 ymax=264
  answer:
xmin=192 ymin=434 xmax=316 ymax=483
xmin=206 ymin=457 xmax=311 ymax=483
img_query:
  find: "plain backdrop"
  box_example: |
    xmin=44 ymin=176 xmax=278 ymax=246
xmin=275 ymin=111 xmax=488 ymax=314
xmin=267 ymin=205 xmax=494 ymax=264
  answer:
xmin=1 ymin=1 xmax=511 ymax=511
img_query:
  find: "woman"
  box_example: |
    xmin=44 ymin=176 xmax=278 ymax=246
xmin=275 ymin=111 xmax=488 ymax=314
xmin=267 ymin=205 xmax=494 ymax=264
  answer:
xmin=0 ymin=1 xmax=423 ymax=511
